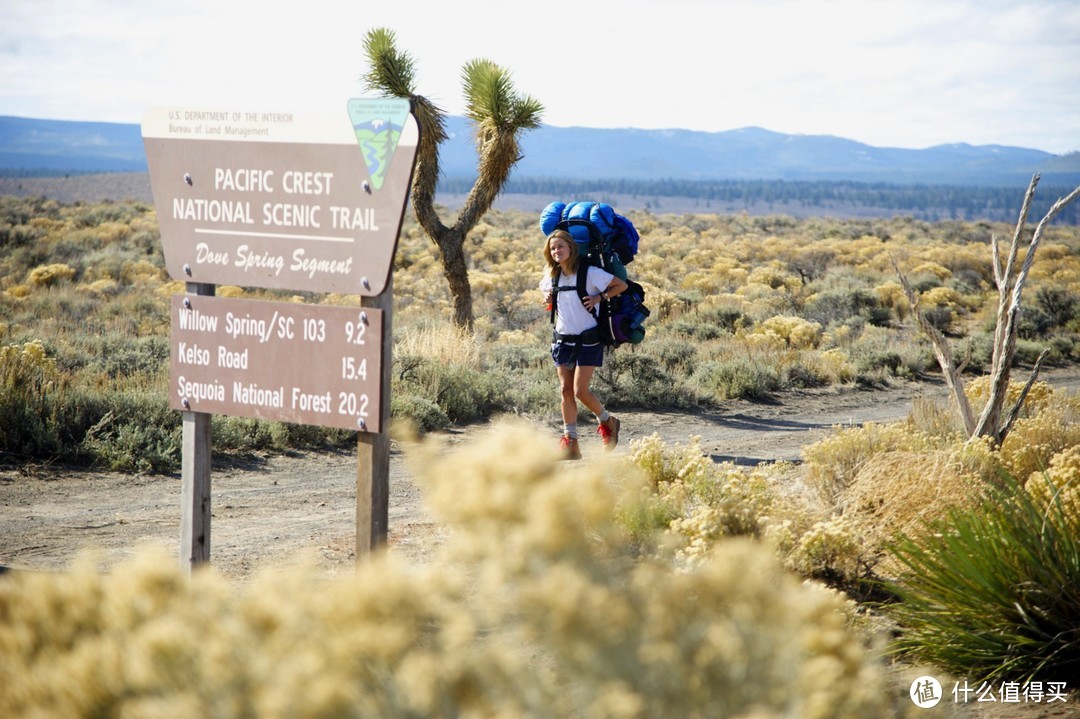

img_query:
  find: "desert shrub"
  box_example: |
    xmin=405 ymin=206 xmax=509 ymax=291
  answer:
xmin=652 ymin=336 xmax=697 ymax=374
xmin=998 ymin=389 xmax=1080 ymax=481
xmin=58 ymin=333 xmax=170 ymax=382
xmin=595 ymin=348 xmax=698 ymax=409
xmin=626 ymin=434 xmax=786 ymax=564
xmin=485 ymin=342 xmax=547 ymax=372
xmin=813 ymin=347 xmax=857 ymax=384
xmin=804 ymin=288 xmax=887 ymax=328
xmin=964 ymin=375 xmax=1053 ymax=417
xmin=1034 ymin=284 xmax=1078 ymax=329
xmin=27 ymin=262 xmax=76 ymax=287
xmin=210 ymin=416 xmax=280 ymax=453
xmin=802 ymin=422 xmax=939 ymax=504
xmin=665 ymin=465 xmax=775 ymax=566
xmin=391 ymin=394 xmax=451 ymax=433
xmin=906 ymin=396 xmax=966 ymax=439
xmin=750 ymin=315 xmax=822 ymax=349
xmin=0 ymin=339 xmax=63 ymax=457
xmin=692 ymin=356 xmax=781 ymax=401
xmin=627 ymin=433 xmax=714 ymax=490
xmin=886 ymin=475 xmax=1080 ymax=684
xmin=415 ymin=422 xmax=889 ymax=717
xmin=78 ymin=393 xmax=181 ymax=473
xmin=1027 ymin=444 xmax=1080 ymax=517
xmin=78 ymin=278 xmax=120 ymax=297
xmin=786 ymin=515 xmax=865 ymax=583
xmin=393 ymin=355 xmax=509 ymax=424
xmin=921 ymin=305 xmax=954 ymax=334
xmin=848 ymin=325 xmax=931 ymax=381
xmin=668 ymin=305 xmax=745 ymax=340
xmin=837 ymin=442 xmax=1000 ymax=576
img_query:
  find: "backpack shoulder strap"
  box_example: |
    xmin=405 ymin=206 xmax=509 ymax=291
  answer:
xmin=548 ymin=265 xmax=592 ymax=324
xmin=576 ymin=262 xmax=589 ymax=298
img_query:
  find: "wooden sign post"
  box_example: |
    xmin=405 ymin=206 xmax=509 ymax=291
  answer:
xmin=143 ymin=100 xmax=418 ymax=572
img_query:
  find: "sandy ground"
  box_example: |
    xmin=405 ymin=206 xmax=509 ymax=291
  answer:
xmin=2 ymin=368 xmax=1079 ymax=716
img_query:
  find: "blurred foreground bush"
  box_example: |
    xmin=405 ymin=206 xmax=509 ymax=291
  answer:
xmin=0 ymin=422 xmax=893 ymax=719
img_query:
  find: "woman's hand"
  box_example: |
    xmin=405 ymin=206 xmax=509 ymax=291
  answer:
xmin=582 ymin=294 xmax=602 ymax=312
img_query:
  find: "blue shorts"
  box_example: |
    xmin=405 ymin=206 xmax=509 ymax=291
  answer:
xmin=551 ymin=339 xmax=604 ymax=367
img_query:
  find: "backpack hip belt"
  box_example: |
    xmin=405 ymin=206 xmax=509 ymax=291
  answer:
xmin=553 ymin=328 xmax=601 ymax=345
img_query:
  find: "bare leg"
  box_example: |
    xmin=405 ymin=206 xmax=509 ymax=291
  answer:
xmin=557 ymin=365 xmax=578 ymax=425
xmin=573 ymin=365 xmax=604 ymax=416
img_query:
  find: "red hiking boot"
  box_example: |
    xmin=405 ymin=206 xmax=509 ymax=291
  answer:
xmin=597 ymin=416 xmax=621 ymax=451
xmin=560 ymin=435 xmax=582 ymax=460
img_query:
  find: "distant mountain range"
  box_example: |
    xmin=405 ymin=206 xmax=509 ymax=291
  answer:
xmin=2 ymin=114 xmax=1078 ymax=187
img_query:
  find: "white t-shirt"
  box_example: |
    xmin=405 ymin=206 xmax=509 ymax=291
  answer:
xmin=539 ymin=265 xmax=615 ymax=335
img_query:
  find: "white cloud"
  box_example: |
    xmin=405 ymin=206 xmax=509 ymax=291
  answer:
xmin=1 ymin=0 xmax=1077 ymax=153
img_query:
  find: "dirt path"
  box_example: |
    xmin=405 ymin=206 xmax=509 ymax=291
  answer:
xmin=3 ymin=367 xmax=1080 ymax=579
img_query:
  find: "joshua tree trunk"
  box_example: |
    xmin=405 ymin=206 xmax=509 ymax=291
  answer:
xmin=432 ymin=226 xmax=472 ymax=328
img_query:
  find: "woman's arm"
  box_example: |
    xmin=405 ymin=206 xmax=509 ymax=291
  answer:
xmin=600 ymin=277 xmax=628 ymax=300
xmin=582 ymin=276 xmax=629 ymax=312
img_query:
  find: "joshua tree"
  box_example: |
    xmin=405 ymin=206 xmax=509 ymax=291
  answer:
xmin=893 ymin=174 xmax=1080 ymax=446
xmin=361 ymin=28 xmax=543 ymax=329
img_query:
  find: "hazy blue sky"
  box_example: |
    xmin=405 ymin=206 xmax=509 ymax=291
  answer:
xmin=3 ymin=0 xmax=1078 ymax=153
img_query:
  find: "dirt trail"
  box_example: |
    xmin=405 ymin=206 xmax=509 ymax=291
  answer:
xmin=3 ymin=367 xmax=1080 ymax=579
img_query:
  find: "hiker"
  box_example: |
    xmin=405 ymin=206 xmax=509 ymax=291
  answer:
xmin=540 ymin=228 xmax=628 ymax=459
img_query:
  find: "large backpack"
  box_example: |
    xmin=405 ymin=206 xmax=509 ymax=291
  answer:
xmin=541 ymin=201 xmax=650 ymax=347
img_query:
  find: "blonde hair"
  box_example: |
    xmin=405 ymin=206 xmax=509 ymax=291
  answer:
xmin=543 ymin=229 xmax=580 ymax=278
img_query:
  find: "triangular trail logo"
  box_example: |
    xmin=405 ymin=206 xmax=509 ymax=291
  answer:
xmin=347 ymin=98 xmax=411 ymax=191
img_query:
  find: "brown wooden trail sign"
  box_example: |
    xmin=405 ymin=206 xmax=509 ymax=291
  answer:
xmin=144 ymin=99 xmax=418 ymax=572
xmin=143 ymin=100 xmax=417 ymax=296
xmin=170 ymin=295 xmax=384 ymax=432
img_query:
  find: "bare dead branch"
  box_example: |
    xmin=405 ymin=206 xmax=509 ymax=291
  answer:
xmin=991 ymin=232 xmax=1004 ymax=289
xmin=1002 ymin=174 xmax=1039 ymax=285
xmin=955 ymin=341 xmax=973 ymax=376
xmin=891 ymin=255 xmax=975 ymax=435
xmin=998 ymin=348 xmax=1050 ymax=442
xmin=975 ymin=181 xmax=1080 ymax=441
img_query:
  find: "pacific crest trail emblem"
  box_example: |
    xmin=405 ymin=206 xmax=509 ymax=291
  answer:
xmin=347 ymin=98 xmax=412 ymax=191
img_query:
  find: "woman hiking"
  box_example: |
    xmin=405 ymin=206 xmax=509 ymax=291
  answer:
xmin=539 ymin=229 xmax=628 ymax=459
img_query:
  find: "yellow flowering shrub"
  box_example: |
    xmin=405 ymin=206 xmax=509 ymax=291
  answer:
xmin=787 ymin=515 xmax=864 ymax=581
xmin=1 ymin=339 xmax=58 ymax=395
xmin=752 ymin=315 xmax=823 ymax=349
xmin=214 ymin=285 xmax=246 ymax=298
xmin=1027 ymin=444 xmax=1080 ymax=518
xmin=1000 ymin=391 xmax=1080 ymax=481
xmin=743 ymin=261 xmax=802 ymax=293
xmin=911 ymin=261 xmax=952 ymax=280
xmin=120 ymin=259 xmax=164 ymax=285
xmin=627 ymin=433 xmax=713 ymax=492
xmin=873 ymin=280 xmax=908 ymax=317
xmin=964 ymin=375 xmax=1054 ymax=417
xmin=5 ymin=284 xmax=32 ymax=299
xmin=78 ymin=278 xmax=120 ymax=297
xmin=803 ymin=422 xmax=940 ymax=503
xmin=817 ymin=348 xmax=856 ymax=384
xmin=27 ymin=262 xmax=76 ymax=287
